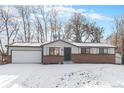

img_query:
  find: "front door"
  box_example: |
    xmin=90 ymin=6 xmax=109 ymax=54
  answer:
xmin=64 ymin=47 xmax=71 ymax=61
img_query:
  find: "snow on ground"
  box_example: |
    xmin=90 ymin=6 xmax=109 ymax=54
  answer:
xmin=0 ymin=64 xmax=124 ymax=88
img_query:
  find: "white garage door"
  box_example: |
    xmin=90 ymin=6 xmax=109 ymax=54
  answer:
xmin=12 ymin=51 xmax=42 ymax=64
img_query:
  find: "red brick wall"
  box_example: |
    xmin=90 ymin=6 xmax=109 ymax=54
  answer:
xmin=43 ymin=55 xmax=64 ymax=64
xmin=43 ymin=54 xmax=115 ymax=64
xmin=71 ymin=54 xmax=115 ymax=64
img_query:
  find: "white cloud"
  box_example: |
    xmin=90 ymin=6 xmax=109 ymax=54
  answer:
xmin=88 ymin=13 xmax=113 ymax=21
xmin=21 ymin=5 xmax=111 ymax=21
xmin=51 ymin=6 xmax=86 ymax=18
xmin=50 ymin=6 xmax=112 ymax=21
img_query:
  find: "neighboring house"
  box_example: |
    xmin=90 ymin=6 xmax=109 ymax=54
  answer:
xmin=6 ymin=39 xmax=116 ymax=64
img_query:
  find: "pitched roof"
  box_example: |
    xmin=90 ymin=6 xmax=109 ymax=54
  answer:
xmin=72 ymin=42 xmax=116 ymax=48
xmin=42 ymin=39 xmax=116 ymax=48
xmin=7 ymin=39 xmax=116 ymax=48
xmin=42 ymin=39 xmax=78 ymax=47
xmin=7 ymin=42 xmax=42 ymax=47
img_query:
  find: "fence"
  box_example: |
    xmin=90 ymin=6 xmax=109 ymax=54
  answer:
xmin=116 ymin=53 xmax=122 ymax=64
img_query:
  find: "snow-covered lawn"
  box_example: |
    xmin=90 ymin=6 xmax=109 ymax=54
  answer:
xmin=0 ymin=64 xmax=124 ymax=88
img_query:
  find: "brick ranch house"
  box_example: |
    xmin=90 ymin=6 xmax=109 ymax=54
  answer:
xmin=5 ymin=39 xmax=116 ymax=64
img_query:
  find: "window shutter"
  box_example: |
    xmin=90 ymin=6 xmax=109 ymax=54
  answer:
xmin=60 ymin=48 xmax=62 ymax=56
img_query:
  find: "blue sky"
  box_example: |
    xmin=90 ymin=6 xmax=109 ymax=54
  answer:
xmin=67 ymin=5 xmax=124 ymax=38
xmin=73 ymin=5 xmax=124 ymax=15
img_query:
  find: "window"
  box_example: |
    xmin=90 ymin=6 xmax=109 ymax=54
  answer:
xmin=81 ymin=47 xmax=112 ymax=54
xmin=104 ymin=48 xmax=108 ymax=54
xmin=49 ymin=47 xmax=60 ymax=56
xmin=108 ymin=48 xmax=115 ymax=54
xmin=81 ymin=48 xmax=90 ymax=54
xmin=90 ymin=48 xmax=99 ymax=54
xmin=99 ymin=48 xmax=108 ymax=54
xmin=86 ymin=48 xmax=90 ymax=54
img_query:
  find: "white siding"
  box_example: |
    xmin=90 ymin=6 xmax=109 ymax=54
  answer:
xmin=9 ymin=47 xmax=41 ymax=55
xmin=46 ymin=47 xmax=49 ymax=55
xmin=43 ymin=41 xmax=79 ymax=55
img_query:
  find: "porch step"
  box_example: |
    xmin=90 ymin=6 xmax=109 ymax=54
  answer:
xmin=63 ymin=61 xmax=73 ymax=64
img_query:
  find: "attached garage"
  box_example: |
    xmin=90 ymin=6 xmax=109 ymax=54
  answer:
xmin=12 ymin=51 xmax=42 ymax=64
xmin=8 ymin=43 xmax=42 ymax=64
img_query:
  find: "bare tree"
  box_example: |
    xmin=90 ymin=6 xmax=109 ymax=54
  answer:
xmin=64 ymin=13 xmax=104 ymax=43
xmin=35 ymin=16 xmax=45 ymax=43
xmin=0 ymin=7 xmax=19 ymax=54
xmin=0 ymin=22 xmax=5 ymax=54
xmin=116 ymin=15 xmax=124 ymax=64
xmin=18 ymin=6 xmax=27 ymax=42
xmin=31 ymin=6 xmax=49 ymax=42
xmin=49 ymin=8 xmax=62 ymax=41
xmin=38 ymin=6 xmax=49 ymax=42
xmin=17 ymin=6 xmax=32 ymax=43
xmin=0 ymin=39 xmax=4 ymax=55
xmin=31 ymin=6 xmax=45 ymax=43
xmin=90 ymin=23 xmax=104 ymax=43
xmin=106 ymin=15 xmax=124 ymax=64
xmin=12 ymin=21 xmax=20 ymax=43
xmin=64 ymin=13 xmax=89 ymax=43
